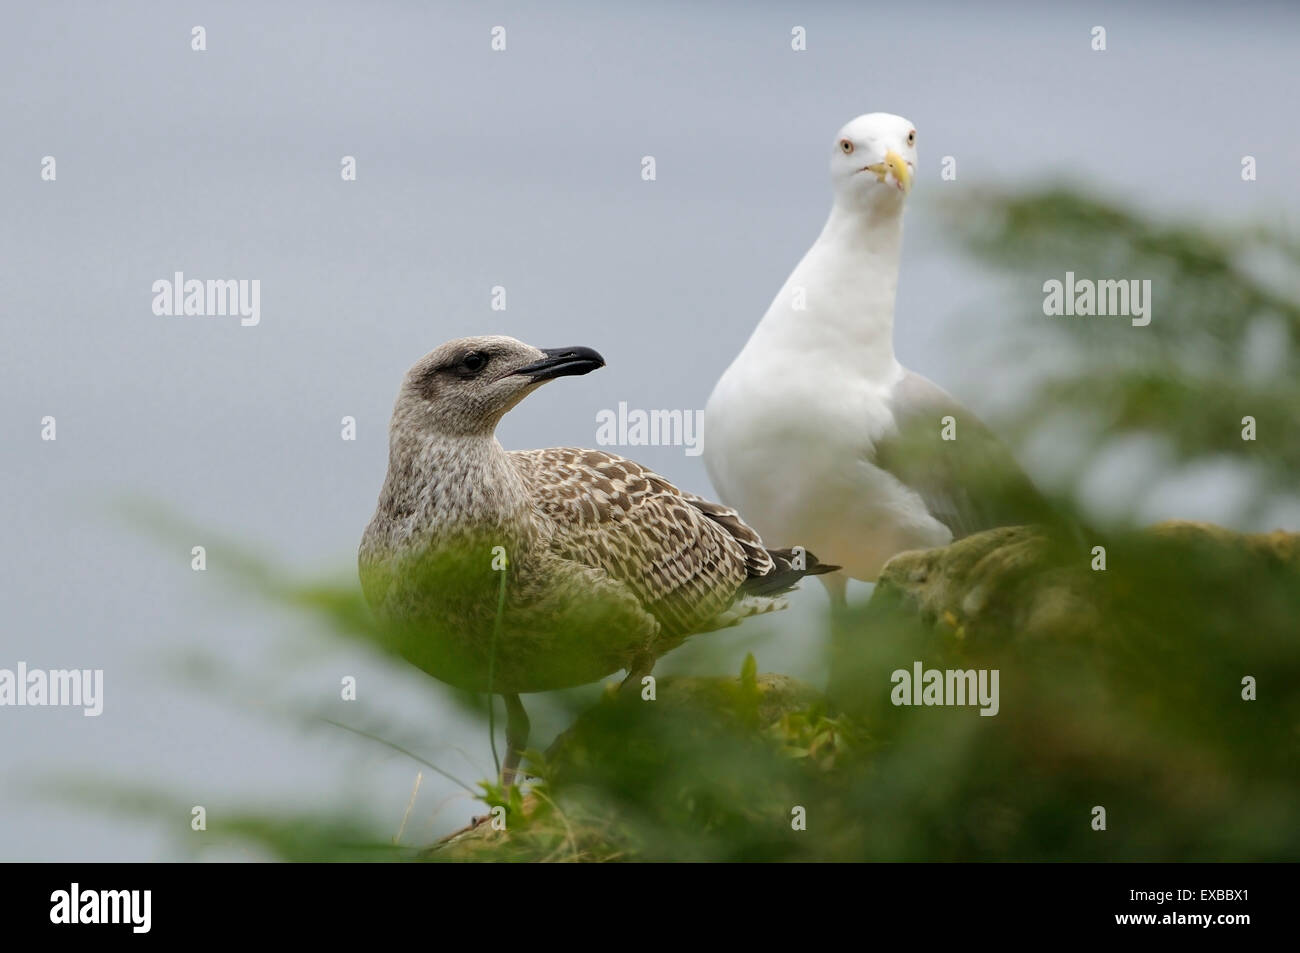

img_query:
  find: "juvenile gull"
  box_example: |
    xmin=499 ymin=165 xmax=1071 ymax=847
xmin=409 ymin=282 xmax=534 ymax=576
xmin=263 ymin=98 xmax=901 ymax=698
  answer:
xmin=360 ymin=335 xmax=834 ymax=786
xmin=704 ymin=113 xmax=1045 ymax=604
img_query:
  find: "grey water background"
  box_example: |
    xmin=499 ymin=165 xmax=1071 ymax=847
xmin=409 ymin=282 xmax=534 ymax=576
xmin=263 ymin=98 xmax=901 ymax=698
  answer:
xmin=2 ymin=0 xmax=1297 ymax=860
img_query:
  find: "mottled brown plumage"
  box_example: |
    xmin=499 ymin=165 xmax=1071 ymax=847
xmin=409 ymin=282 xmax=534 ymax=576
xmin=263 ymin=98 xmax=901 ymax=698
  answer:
xmin=359 ymin=335 xmax=834 ymax=786
xmin=511 ymin=447 xmax=778 ymax=640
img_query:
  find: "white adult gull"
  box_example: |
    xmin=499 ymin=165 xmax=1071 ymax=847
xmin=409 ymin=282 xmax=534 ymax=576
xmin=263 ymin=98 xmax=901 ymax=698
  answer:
xmin=704 ymin=113 xmax=1045 ymax=605
xmin=359 ymin=336 xmax=835 ymax=788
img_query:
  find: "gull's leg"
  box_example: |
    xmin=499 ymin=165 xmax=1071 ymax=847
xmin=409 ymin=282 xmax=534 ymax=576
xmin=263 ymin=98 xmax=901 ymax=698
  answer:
xmin=500 ymin=693 xmax=530 ymax=790
xmin=820 ymin=572 xmax=849 ymax=611
xmin=824 ymin=573 xmax=859 ymax=705
xmin=618 ymin=654 xmax=655 ymax=695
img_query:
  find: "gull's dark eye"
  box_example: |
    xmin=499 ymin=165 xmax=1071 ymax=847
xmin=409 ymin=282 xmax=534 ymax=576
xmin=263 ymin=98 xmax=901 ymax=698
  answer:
xmin=839 ymin=139 xmax=854 ymax=155
xmin=462 ymin=351 xmax=488 ymax=373
xmin=907 ymin=130 xmax=916 ymax=146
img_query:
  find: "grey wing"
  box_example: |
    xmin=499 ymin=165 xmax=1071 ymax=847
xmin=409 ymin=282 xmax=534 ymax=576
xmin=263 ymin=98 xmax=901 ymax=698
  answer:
xmin=873 ymin=370 xmax=1048 ymax=540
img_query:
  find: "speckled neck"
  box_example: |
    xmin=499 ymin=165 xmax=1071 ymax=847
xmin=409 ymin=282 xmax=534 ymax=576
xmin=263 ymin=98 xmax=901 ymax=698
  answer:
xmin=369 ymin=429 xmax=536 ymax=554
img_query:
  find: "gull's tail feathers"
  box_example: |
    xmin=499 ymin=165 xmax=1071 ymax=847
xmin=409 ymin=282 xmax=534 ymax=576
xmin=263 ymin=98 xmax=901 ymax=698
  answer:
xmin=740 ymin=547 xmax=839 ymax=598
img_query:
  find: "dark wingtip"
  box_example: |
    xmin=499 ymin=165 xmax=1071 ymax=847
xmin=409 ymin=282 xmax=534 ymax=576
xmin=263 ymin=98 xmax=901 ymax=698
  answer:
xmin=740 ymin=548 xmax=840 ymax=596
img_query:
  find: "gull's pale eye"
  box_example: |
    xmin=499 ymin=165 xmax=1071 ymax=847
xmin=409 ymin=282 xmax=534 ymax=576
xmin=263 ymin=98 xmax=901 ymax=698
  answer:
xmin=462 ymin=351 xmax=488 ymax=373
xmin=839 ymin=139 xmax=854 ymax=155
xmin=907 ymin=130 xmax=916 ymax=146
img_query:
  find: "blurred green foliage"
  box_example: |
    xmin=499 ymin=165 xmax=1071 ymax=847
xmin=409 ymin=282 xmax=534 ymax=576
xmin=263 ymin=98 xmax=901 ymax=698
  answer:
xmin=949 ymin=187 xmax=1300 ymax=509
xmin=78 ymin=187 xmax=1300 ymax=862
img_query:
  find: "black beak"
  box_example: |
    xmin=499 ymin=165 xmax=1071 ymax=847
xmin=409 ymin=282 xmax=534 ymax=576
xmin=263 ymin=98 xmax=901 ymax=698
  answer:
xmin=512 ymin=346 xmax=606 ymax=382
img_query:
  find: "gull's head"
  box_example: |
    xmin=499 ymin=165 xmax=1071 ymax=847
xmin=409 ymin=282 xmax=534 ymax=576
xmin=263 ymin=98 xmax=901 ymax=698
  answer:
xmin=395 ymin=335 xmax=605 ymax=437
xmin=829 ymin=112 xmax=917 ymax=212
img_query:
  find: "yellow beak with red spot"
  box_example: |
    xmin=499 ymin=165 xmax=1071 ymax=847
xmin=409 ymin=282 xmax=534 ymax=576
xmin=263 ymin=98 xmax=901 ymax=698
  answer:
xmin=864 ymin=150 xmax=912 ymax=194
